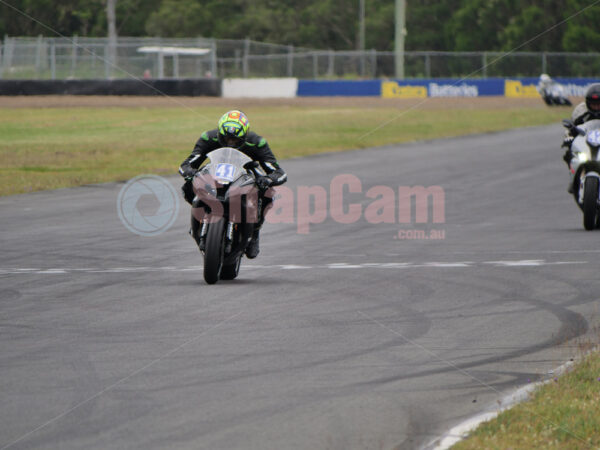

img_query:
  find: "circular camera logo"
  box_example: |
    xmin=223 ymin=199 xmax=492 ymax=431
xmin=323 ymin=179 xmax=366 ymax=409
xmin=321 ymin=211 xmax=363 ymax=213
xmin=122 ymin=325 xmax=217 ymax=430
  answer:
xmin=117 ymin=175 xmax=180 ymax=236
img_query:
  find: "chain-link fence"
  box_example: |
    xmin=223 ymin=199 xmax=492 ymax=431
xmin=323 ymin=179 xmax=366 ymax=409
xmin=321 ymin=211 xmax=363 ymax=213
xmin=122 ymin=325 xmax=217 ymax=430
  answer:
xmin=2 ymin=36 xmax=600 ymax=80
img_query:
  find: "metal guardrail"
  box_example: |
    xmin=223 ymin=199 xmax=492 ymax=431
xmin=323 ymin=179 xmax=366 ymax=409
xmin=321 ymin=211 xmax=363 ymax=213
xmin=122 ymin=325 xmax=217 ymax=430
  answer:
xmin=1 ymin=36 xmax=600 ymax=80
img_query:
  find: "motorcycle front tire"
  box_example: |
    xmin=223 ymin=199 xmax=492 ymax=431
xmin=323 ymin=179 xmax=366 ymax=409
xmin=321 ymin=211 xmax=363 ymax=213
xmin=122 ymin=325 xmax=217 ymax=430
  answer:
xmin=583 ymin=177 xmax=599 ymax=231
xmin=204 ymin=218 xmax=225 ymax=284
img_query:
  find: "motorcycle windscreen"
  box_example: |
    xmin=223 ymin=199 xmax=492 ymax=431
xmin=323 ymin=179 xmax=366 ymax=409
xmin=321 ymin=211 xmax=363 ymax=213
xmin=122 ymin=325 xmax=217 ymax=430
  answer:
xmin=205 ymin=147 xmax=253 ymax=184
xmin=573 ymin=120 xmax=600 ymax=155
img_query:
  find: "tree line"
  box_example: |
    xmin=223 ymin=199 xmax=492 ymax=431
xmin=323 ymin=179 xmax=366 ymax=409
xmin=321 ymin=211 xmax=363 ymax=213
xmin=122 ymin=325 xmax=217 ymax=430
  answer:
xmin=1 ymin=0 xmax=599 ymax=52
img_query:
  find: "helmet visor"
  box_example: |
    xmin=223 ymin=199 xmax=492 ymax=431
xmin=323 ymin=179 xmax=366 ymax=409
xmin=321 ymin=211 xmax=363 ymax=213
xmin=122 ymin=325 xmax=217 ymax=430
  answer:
xmin=589 ymin=98 xmax=600 ymax=111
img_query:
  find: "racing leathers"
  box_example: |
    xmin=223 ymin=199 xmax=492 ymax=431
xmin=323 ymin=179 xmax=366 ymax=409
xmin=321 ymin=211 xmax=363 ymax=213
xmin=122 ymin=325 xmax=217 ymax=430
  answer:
xmin=572 ymin=102 xmax=600 ymax=127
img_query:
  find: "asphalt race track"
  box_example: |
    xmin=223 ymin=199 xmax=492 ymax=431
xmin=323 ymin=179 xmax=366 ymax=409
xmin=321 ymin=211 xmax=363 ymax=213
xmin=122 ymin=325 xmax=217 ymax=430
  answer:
xmin=2 ymin=124 xmax=599 ymax=450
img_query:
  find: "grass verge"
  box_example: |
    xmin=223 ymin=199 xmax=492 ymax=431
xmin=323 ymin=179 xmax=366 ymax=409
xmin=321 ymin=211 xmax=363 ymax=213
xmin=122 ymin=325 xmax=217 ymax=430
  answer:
xmin=0 ymin=100 xmax=568 ymax=196
xmin=452 ymin=349 xmax=600 ymax=449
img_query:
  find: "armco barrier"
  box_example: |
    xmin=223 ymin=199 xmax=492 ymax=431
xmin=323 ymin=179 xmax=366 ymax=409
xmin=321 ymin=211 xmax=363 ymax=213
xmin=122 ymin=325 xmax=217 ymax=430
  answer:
xmin=223 ymin=78 xmax=298 ymax=98
xmin=0 ymin=79 xmax=221 ymax=96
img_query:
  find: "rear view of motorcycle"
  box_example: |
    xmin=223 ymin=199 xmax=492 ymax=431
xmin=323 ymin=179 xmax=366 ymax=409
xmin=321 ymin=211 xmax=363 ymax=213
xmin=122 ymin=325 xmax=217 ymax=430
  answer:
xmin=542 ymin=84 xmax=572 ymax=106
xmin=190 ymin=148 xmax=263 ymax=283
xmin=564 ymin=119 xmax=600 ymax=230
xmin=538 ymin=74 xmax=572 ymax=106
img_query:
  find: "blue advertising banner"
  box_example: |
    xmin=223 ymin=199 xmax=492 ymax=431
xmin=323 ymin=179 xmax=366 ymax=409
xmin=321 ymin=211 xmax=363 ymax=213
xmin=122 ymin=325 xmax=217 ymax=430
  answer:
xmin=381 ymin=79 xmax=505 ymax=98
xmin=504 ymin=78 xmax=599 ymax=98
xmin=296 ymin=78 xmax=600 ymax=98
xmin=296 ymin=80 xmax=382 ymax=97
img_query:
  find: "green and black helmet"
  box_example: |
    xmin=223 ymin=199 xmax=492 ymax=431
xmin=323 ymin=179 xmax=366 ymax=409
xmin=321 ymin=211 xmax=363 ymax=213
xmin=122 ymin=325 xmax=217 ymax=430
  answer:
xmin=217 ymin=110 xmax=250 ymax=148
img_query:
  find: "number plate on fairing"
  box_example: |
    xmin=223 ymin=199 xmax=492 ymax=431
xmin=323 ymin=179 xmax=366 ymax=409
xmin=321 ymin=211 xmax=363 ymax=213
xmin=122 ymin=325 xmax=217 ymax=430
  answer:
xmin=215 ymin=163 xmax=236 ymax=182
xmin=586 ymin=130 xmax=600 ymax=147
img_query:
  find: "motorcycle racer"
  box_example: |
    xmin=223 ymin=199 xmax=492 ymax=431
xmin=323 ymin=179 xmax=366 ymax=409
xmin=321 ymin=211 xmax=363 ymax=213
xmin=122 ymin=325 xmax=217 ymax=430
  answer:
xmin=562 ymin=84 xmax=600 ymax=192
xmin=572 ymin=83 xmax=600 ymax=126
xmin=536 ymin=74 xmax=554 ymax=102
xmin=179 ymin=110 xmax=287 ymax=258
xmin=537 ymin=73 xmax=571 ymax=106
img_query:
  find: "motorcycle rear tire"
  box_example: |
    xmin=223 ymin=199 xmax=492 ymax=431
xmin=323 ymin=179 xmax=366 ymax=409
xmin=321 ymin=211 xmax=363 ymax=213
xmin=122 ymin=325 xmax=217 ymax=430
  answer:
xmin=583 ymin=177 xmax=599 ymax=231
xmin=204 ymin=218 xmax=225 ymax=284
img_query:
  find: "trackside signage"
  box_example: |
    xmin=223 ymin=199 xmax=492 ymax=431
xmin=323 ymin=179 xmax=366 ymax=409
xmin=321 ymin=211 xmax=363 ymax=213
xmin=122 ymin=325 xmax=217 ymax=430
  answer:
xmin=504 ymin=77 xmax=599 ymax=98
xmin=429 ymin=82 xmax=478 ymax=97
xmin=296 ymin=78 xmax=599 ymax=98
xmin=381 ymin=79 xmax=503 ymax=98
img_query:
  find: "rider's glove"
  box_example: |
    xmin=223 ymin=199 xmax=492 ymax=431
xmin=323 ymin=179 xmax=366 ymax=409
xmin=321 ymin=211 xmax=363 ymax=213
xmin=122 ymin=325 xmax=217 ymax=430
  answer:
xmin=256 ymin=176 xmax=273 ymax=190
xmin=562 ymin=136 xmax=574 ymax=148
xmin=182 ymin=168 xmax=197 ymax=180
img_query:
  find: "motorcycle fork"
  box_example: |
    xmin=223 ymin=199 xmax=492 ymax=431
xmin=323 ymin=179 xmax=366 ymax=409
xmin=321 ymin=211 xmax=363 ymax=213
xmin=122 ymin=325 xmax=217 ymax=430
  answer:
xmin=199 ymin=219 xmax=209 ymax=240
xmin=225 ymin=221 xmax=236 ymax=254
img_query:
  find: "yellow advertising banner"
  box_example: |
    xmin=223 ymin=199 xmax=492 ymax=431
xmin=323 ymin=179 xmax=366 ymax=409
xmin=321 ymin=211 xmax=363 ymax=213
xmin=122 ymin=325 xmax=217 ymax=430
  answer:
xmin=381 ymin=81 xmax=428 ymax=99
xmin=504 ymin=80 xmax=539 ymax=98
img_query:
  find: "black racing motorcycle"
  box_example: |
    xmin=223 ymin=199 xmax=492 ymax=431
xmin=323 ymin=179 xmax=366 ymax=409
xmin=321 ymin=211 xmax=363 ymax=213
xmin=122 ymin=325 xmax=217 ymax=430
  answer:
xmin=190 ymin=147 xmax=263 ymax=284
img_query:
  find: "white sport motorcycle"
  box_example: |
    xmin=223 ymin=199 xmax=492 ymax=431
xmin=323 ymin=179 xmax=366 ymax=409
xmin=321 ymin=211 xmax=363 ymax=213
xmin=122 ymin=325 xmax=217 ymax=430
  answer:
xmin=540 ymin=83 xmax=572 ymax=106
xmin=564 ymin=119 xmax=600 ymax=230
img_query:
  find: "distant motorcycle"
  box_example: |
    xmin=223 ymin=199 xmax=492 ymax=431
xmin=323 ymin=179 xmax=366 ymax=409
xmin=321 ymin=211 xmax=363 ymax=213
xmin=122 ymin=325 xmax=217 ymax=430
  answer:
xmin=191 ymin=147 xmax=264 ymax=284
xmin=540 ymin=83 xmax=572 ymax=106
xmin=564 ymin=119 xmax=600 ymax=230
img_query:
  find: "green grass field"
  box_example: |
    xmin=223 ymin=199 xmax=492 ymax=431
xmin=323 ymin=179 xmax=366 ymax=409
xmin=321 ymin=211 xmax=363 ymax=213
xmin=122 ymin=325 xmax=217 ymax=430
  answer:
xmin=0 ymin=99 xmax=569 ymax=196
